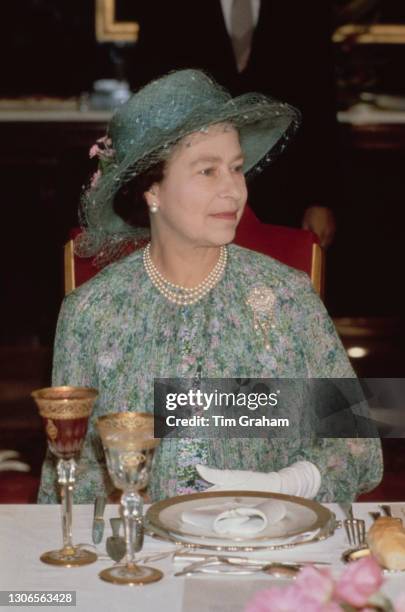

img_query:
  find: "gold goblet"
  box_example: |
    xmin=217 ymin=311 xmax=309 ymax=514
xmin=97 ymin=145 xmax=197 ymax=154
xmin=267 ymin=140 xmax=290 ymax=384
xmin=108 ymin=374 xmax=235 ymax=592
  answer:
xmin=32 ymin=386 xmax=98 ymax=567
xmin=97 ymin=412 xmax=162 ymax=585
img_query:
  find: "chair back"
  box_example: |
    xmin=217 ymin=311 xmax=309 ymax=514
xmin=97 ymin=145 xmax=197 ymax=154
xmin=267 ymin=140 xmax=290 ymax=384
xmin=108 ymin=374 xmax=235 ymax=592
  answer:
xmin=234 ymin=206 xmax=323 ymax=294
xmin=65 ymin=206 xmax=324 ymax=296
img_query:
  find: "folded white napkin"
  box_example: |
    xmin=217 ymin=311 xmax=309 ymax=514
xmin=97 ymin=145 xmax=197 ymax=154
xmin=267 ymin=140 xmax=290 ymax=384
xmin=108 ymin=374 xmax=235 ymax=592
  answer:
xmin=197 ymin=460 xmax=321 ymax=499
xmin=181 ymin=499 xmax=286 ymax=536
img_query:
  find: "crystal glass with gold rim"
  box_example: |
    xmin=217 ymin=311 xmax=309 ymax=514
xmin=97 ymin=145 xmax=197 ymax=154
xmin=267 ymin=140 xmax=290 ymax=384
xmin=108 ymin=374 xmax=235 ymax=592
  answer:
xmin=32 ymin=386 xmax=98 ymax=567
xmin=97 ymin=412 xmax=162 ymax=585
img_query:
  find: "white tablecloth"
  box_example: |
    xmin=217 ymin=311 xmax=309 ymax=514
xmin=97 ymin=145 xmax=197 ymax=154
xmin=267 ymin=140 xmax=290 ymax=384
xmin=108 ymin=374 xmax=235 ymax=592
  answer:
xmin=0 ymin=503 xmax=404 ymax=612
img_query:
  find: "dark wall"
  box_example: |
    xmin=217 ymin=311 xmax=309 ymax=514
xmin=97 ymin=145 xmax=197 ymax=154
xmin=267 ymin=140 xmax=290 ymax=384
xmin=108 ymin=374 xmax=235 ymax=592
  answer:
xmin=1 ymin=0 xmax=139 ymax=96
xmin=2 ymin=0 xmax=405 ymax=97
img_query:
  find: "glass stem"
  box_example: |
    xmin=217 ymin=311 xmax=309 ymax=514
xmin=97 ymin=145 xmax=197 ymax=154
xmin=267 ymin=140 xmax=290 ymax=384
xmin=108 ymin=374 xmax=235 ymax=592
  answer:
xmin=120 ymin=490 xmax=143 ymax=568
xmin=57 ymin=458 xmax=76 ymax=555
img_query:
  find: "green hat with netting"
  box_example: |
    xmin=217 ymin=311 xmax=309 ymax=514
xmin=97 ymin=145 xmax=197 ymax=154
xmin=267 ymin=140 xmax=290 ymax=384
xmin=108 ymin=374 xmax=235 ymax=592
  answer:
xmin=76 ymin=69 xmax=301 ymax=264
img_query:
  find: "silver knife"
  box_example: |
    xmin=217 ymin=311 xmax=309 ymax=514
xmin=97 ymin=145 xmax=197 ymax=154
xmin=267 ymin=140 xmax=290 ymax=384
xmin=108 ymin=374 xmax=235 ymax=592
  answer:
xmin=92 ymin=495 xmax=107 ymax=544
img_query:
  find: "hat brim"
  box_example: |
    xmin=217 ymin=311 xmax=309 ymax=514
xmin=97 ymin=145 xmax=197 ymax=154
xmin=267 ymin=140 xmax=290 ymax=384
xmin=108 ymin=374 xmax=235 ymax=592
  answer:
xmin=230 ymin=95 xmax=300 ymax=175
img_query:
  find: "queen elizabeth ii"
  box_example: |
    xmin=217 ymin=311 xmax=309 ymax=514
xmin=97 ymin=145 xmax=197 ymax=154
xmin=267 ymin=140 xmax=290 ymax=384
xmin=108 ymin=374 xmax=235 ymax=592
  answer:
xmin=38 ymin=70 xmax=382 ymax=504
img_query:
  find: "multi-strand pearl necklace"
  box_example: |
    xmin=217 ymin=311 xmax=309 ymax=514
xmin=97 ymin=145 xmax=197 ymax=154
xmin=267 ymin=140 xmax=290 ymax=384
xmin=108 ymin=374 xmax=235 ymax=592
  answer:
xmin=143 ymin=243 xmax=227 ymax=305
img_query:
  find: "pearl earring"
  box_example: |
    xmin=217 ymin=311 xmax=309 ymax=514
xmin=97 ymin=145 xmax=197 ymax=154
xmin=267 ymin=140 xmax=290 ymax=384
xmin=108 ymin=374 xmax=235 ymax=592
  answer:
xmin=150 ymin=202 xmax=159 ymax=213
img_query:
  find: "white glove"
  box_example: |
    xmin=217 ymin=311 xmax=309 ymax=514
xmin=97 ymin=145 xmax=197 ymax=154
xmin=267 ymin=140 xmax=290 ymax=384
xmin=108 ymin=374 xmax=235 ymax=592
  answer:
xmin=196 ymin=460 xmax=321 ymax=499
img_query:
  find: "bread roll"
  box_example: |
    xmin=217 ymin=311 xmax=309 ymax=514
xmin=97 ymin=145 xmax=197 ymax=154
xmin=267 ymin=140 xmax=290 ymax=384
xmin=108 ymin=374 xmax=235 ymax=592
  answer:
xmin=367 ymin=516 xmax=405 ymax=570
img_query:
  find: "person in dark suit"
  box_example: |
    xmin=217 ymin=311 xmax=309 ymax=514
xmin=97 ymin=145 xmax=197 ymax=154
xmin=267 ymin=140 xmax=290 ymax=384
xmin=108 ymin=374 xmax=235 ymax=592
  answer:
xmin=130 ymin=0 xmax=337 ymax=247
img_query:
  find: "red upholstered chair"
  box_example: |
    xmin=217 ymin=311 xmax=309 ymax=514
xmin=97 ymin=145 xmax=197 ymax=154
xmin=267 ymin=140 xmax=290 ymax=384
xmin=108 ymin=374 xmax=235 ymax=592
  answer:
xmin=0 ymin=451 xmax=38 ymax=503
xmin=64 ymin=206 xmax=324 ymax=296
xmin=0 ymin=472 xmax=40 ymax=503
xmin=234 ymin=206 xmax=323 ymax=295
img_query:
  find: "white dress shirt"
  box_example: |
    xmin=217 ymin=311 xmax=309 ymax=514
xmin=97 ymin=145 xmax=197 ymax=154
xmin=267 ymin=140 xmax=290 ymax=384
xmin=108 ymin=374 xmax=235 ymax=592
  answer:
xmin=220 ymin=0 xmax=261 ymax=36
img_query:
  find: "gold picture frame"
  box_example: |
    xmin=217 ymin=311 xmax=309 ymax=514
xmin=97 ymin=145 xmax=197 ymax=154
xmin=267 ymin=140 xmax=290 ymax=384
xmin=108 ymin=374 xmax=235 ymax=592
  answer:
xmin=334 ymin=24 xmax=405 ymax=44
xmin=95 ymin=0 xmax=139 ymax=43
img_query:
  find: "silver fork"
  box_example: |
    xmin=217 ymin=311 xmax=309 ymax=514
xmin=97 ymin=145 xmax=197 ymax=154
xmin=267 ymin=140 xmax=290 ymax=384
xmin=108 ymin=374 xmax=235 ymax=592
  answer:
xmin=344 ymin=518 xmax=366 ymax=548
xmin=338 ymin=502 xmax=353 ymax=528
xmin=339 ymin=502 xmax=366 ymax=548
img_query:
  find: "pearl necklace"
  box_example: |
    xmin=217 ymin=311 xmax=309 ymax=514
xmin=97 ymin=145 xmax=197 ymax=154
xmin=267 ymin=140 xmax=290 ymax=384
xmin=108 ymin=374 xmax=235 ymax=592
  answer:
xmin=143 ymin=243 xmax=227 ymax=305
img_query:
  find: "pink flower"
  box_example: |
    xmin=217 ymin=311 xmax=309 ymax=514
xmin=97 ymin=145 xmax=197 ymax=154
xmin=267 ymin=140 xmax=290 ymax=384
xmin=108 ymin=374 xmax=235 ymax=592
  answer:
xmin=245 ymin=560 xmax=394 ymax=612
xmin=89 ymin=136 xmax=115 ymax=160
xmin=245 ymin=585 xmax=324 ymax=612
xmin=90 ymin=169 xmax=101 ymax=187
xmin=334 ymin=557 xmax=383 ymax=608
xmin=327 ymin=455 xmax=346 ymax=470
xmin=97 ymin=135 xmax=112 ymax=146
xmin=295 ymin=566 xmax=335 ymax=604
xmin=395 ymin=592 xmax=405 ymax=612
xmin=102 ymin=147 xmax=116 ymax=158
xmin=89 ymin=144 xmax=101 ymax=159
xmin=182 ymin=355 xmax=196 ymax=366
xmin=211 ymin=336 xmax=220 ymax=349
xmin=347 ymin=439 xmax=367 ymax=456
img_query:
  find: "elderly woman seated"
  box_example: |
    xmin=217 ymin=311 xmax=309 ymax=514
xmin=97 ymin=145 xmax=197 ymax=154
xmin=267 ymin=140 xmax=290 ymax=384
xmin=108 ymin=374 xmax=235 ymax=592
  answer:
xmin=38 ymin=70 xmax=382 ymax=504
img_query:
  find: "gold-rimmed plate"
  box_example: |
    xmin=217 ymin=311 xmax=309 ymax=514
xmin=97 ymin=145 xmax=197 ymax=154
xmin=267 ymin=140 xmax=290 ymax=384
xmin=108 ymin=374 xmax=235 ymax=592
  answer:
xmin=146 ymin=491 xmax=335 ymax=550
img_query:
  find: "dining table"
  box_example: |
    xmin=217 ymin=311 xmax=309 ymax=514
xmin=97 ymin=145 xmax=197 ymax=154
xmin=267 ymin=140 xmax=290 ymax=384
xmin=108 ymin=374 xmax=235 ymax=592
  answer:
xmin=1 ymin=502 xmax=404 ymax=612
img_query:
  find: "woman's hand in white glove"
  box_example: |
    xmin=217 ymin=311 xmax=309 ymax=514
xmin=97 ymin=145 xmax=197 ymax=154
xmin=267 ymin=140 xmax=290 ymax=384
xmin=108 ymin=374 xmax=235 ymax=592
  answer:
xmin=196 ymin=461 xmax=321 ymax=499
xmin=196 ymin=464 xmax=282 ymax=492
